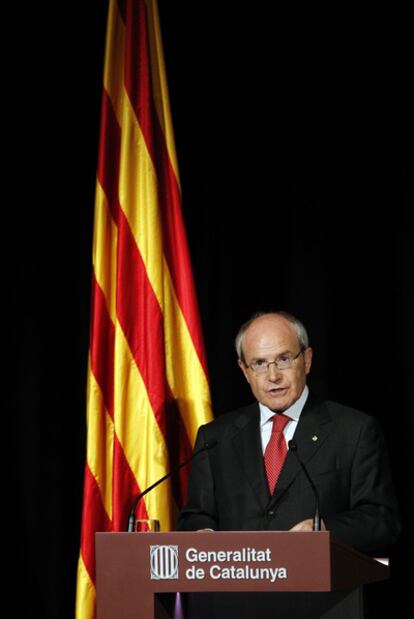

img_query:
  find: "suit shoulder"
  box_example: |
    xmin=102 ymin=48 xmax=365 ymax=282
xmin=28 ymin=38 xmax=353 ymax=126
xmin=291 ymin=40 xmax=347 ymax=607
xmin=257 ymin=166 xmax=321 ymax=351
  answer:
xmin=199 ymin=402 xmax=258 ymax=434
xmin=323 ymin=399 xmax=380 ymax=427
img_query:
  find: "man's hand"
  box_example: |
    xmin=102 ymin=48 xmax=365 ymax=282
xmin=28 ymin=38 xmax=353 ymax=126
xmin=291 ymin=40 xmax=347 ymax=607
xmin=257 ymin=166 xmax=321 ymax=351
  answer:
xmin=289 ymin=519 xmax=326 ymax=532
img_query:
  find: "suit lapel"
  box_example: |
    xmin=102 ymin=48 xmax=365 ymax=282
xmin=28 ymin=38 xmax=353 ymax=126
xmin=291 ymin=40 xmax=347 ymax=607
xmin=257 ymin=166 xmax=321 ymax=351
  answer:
xmin=231 ymin=403 xmax=269 ymax=512
xmin=268 ymin=394 xmax=333 ymax=509
xmin=229 ymin=396 xmax=334 ymax=513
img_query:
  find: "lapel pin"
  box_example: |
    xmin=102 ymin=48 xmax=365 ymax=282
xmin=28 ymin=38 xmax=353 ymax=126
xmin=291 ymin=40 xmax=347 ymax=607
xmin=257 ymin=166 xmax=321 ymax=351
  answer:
xmin=312 ymin=435 xmax=318 ymax=442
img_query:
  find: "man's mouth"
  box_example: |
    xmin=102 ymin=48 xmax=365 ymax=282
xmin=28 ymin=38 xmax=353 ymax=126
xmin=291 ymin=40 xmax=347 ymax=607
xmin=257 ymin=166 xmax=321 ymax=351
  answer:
xmin=267 ymin=387 xmax=288 ymax=394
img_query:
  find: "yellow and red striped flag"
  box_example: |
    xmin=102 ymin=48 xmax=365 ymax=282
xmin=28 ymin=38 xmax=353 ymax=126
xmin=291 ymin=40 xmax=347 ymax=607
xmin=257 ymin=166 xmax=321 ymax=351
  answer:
xmin=75 ymin=1 xmax=213 ymax=616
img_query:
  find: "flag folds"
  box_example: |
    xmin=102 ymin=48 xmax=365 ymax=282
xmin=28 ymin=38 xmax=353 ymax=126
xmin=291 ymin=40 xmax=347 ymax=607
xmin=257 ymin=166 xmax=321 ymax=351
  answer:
xmin=76 ymin=1 xmax=212 ymax=616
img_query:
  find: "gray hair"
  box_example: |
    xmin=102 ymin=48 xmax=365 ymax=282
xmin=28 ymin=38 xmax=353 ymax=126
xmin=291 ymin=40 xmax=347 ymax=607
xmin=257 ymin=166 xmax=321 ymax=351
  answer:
xmin=235 ymin=311 xmax=309 ymax=364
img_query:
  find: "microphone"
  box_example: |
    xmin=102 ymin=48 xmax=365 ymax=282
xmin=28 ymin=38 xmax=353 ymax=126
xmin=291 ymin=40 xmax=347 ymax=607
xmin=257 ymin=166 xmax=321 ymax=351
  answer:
xmin=288 ymin=440 xmax=321 ymax=531
xmin=127 ymin=439 xmax=218 ymax=532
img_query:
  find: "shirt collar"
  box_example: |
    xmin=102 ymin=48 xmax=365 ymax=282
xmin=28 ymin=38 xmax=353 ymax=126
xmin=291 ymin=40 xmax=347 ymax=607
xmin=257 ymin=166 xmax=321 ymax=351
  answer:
xmin=259 ymin=385 xmax=309 ymax=427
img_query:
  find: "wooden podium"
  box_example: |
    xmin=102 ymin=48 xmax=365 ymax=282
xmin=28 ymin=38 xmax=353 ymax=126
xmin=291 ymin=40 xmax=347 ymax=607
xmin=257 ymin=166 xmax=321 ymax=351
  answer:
xmin=96 ymin=531 xmax=389 ymax=619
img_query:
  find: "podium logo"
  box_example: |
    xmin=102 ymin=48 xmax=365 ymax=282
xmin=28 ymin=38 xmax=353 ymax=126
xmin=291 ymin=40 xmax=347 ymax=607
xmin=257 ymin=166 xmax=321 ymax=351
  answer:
xmin=150 ymin=545 xmax=179 ymax=580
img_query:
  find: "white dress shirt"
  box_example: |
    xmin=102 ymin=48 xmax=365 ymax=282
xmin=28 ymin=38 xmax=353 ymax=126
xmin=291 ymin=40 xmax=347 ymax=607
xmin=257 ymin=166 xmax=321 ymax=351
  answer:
xmin=259 ymin=385 xmax=309 ymax=453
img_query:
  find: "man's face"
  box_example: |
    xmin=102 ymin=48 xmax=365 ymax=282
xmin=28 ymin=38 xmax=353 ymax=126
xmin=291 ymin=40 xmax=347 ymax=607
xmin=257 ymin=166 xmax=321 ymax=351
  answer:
xmin=238 ymin=315 xmax=313 ymax=411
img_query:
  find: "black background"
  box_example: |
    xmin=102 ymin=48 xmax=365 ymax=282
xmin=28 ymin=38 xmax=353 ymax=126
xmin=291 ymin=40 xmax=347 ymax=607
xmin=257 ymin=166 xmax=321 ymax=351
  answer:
xmin=8 ymin=2 xmax=412 ymax=617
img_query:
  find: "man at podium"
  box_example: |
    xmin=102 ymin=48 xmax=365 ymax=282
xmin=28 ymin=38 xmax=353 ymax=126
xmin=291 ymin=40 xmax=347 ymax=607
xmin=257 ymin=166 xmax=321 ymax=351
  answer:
xmin=178 ymin=311 xmax=400 ymax=555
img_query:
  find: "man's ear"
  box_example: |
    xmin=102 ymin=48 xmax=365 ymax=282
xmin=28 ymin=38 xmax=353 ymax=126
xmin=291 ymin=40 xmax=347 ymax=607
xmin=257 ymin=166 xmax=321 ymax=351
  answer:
xmin=238 ymin=358 xmax=251 ymax=384
xmin=304 ymin=347 xmax=313 ymax=375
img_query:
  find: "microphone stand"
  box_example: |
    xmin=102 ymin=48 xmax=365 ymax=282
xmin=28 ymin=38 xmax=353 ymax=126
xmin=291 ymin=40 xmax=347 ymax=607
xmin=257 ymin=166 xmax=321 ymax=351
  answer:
xmin=127 ymin=440 xmax=216 ymax=532
xmin=288 ymin=440 xmax=321 ymax=531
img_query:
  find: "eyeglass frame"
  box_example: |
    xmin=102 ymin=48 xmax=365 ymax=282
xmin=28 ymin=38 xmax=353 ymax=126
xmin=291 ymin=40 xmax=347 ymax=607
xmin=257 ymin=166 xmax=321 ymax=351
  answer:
xmin=245 ymin=349 xmax=305 ymax=375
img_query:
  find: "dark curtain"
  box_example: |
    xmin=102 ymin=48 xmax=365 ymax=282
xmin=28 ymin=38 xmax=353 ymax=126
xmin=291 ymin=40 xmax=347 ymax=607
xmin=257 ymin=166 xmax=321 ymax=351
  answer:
xmin=9 ymin=2 xmax=411 ymax=617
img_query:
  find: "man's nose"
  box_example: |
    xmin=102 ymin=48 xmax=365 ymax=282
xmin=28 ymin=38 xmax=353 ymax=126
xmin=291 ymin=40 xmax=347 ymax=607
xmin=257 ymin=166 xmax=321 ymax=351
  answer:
xmin=267 ymin=362 xmax=282 ymax=380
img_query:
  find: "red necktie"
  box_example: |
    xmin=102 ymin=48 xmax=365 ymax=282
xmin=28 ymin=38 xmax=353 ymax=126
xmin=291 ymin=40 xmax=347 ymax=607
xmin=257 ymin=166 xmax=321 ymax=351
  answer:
xmin=264 ymin=414 xmax=290 ymax=494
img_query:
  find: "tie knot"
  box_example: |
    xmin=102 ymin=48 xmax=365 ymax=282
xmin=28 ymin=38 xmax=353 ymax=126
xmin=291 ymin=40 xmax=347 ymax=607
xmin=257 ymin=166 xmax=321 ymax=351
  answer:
xmin=271 ymin=413 xmax=290 ymax=433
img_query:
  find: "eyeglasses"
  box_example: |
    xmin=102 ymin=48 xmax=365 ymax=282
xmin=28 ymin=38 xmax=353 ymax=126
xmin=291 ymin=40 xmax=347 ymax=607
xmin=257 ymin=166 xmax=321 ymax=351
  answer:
xmin=246 ymin=349 xmax=304 ymax=375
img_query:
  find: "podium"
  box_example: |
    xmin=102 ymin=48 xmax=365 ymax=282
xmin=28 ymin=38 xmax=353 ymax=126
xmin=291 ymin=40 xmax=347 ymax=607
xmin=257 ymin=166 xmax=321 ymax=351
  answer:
xmin=96 ymin=531 xmax=389 ymax=619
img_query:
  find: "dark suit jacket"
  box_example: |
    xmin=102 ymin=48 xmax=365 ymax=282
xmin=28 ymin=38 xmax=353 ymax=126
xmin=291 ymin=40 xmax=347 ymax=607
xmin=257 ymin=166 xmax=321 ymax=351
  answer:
xmin=177 ymin=393 xmax=401 ymax=555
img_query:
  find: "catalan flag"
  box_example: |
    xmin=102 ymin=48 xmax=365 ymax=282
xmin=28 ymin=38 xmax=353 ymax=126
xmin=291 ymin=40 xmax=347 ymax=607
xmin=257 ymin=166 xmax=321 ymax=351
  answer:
xmin=75 ymin=1 xmax=213 ymax=616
